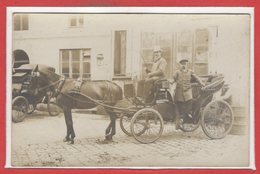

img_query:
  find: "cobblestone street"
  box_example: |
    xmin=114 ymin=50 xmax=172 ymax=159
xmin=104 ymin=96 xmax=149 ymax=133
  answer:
xmin=11 ymin=111 xmax=250 ymax=168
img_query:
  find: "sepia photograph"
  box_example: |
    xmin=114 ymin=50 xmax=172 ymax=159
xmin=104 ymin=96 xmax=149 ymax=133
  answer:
xmin=6 ymin=7 xmax=254 ymax=168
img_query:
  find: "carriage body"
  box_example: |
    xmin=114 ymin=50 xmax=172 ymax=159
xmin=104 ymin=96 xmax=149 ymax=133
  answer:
xmin=122 ymin=74 xmax=234 ymax=143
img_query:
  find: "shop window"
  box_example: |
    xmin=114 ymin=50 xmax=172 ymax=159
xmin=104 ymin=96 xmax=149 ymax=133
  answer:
xmin=60 ymin=49 xmax=91 ymax=79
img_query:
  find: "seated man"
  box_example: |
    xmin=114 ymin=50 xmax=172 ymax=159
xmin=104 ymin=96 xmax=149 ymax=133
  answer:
xmin=173 ymin=59 xmax=205 ymax=129
xmin=143 ymin=48 xmax=167 ymax=102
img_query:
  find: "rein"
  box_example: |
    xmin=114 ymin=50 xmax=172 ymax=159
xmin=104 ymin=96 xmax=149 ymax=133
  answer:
xmin=37 ymin=79 xmax=63 ymax=92
xmin=60 ymin=91 xmax=136 ymax=113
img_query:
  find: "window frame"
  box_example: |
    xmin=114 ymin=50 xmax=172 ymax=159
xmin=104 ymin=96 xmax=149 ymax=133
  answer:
xmin=114 ymin=30 xmax=127 ymax=76
xmin=60 ymin=49 xmax=91 ymax=79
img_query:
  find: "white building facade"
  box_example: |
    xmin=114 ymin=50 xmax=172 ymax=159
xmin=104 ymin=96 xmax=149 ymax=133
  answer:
xmin=12 ymin=13 xmax=251 ymax=107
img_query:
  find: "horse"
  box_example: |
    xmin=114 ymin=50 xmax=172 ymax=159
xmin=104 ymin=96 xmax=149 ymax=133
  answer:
xmin=30 ymin=64 xmax=123 ymax=144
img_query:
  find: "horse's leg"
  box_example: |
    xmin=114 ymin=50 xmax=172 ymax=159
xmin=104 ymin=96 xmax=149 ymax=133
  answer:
xmin=63 ymin=106 xmax=75 ymax=144
xmin=105 ymin=111 xmax=116 ymax=141
xmin=110 ymin=113 xmax=117 ymax=138
xmin=63 ymin=107 xmax=71 ymax=142
xmin=105 ymin=121 xmax=112 ymax=140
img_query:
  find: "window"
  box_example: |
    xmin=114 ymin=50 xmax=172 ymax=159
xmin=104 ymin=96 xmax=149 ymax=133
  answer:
xmin=14 ymin=14 xmax=29 ymax=31
xmin=60 ymin=49 xmax=91 ymax=79
xmin=69 ymin=15 xmax=84 ymax=27
xmin=193 ymin=29 xmax=209 ymax=75
xmin=114 ymin=31 xmax=126 ymax=76
xmin=176 ymin=29 xmax=209 ymax=75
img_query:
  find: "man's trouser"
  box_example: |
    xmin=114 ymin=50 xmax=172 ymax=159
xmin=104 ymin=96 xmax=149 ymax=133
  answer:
xmin=176 ymin=100 xmax=193 ymax=121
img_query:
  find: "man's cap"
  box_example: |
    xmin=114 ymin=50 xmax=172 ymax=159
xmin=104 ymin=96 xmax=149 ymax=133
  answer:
xmin=179 ymin=59 xmax=189 ymax=64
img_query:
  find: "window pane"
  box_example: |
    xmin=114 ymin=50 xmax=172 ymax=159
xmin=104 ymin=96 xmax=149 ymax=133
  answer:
xmin=62 ymin=62 xmax=69 ymax=73
xmin=70 ymin=17 xmax=77 ymax=26
xmin=196 ymin=29 xmax=209 ymax=44
xmin=71 ymin=50 xmax=80 ymax=61
xmin=194 ymin=64 xmax=208 ymax=75
xmin=72 ymin=62 xmax=79 ymax=73
xmin=63 ymin=73 xmax=70 ymax=78
xmin=83 ymin=62 xmax=90 ymax=73
xmin=78 ymin=16 xmax=84 ymax=26
xmin=62 ymin=50 xmax=69 ymax=62
xmin=22 ymin=15 xmax=29 ymax=30
xmin=14 ymin=15 xmax=21 ymax=31
xmin=83 ymin=74 xmax=91 ymax=79
xmin=72 ymin=73 xmax=80 ymax=78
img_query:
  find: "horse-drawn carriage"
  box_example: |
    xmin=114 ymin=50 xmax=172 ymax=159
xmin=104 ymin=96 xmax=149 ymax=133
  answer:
xmin=119 ymin=74 xmax=233 ymax=143
xmin=19 ymin=64 xmax=233 ymax=144
xmin=12 ymin=64 xmax=61 ymax=123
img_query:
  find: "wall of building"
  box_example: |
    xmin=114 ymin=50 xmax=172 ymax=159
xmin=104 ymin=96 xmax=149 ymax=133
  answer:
xmin=12 ymin=14 xmax=251 ymax=107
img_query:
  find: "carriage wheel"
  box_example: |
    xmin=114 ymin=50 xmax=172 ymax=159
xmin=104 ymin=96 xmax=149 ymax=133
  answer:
xmin=179 ymin=117 xmax=201 ymax=132
xmin=27 ymin=104 xmax=36 ymax=115
xmin=201 ymin=100 xmax=234 ymax=139
xmin=130 ymin=108 xmax=164 ymax=144
xmin=119 ymin=114 xmax=132 ymax=136
xmin=12 ymin=96 xmax=29 ymax=123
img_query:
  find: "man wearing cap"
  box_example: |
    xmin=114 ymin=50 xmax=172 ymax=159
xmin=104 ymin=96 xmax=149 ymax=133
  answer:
xmin=173 ymin=59 xmax=204 ymax=129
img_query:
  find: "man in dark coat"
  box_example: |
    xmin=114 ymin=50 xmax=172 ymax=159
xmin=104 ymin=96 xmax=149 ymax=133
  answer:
xmin=173 ymin=59 xmax=204 ymax=129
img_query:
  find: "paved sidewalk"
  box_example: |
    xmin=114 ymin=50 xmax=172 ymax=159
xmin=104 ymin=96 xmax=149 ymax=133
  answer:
xmin=11 ymin=112 xmax=250 ymax=168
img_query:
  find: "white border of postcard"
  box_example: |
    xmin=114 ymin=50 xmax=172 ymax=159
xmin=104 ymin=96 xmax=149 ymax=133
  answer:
xmin=6 ymin=7 xmax=255 ymax=170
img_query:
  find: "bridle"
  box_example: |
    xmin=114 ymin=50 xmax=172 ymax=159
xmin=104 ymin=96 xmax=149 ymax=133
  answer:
xmin=30 ymin=69 xmax=66 ymax=98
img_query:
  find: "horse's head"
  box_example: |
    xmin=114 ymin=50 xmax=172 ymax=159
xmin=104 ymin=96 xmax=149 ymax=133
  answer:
xmin=26 ymin=64 xmax=61 ymax=95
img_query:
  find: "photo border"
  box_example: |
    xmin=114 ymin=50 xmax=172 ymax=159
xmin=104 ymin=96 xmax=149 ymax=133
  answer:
xmin=1 ymin=1 xmax=258 ymax=173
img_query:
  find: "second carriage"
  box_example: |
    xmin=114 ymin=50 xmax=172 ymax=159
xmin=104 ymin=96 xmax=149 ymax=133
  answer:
xmin=12 ymin=64 xmax=61 ymax=123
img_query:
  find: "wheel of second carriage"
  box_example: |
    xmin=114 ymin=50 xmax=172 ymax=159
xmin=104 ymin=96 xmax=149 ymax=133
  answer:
xmin=130 ymin=108 xmax=164 ymax=144
xmin=201 ymin=100 xmax=234 ymax=139
xmin=12 ymin=96 xmax=29 ymax=123
xmin=27 ymin=104 xmax=36 ymax=114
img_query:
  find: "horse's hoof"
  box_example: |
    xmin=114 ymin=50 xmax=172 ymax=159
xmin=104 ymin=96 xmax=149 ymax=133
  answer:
xmin=96 ymin=139 xmax=112 ymax=144
xmin=105 ymin=134 xmax=113 ymax=141
xmin=63 ymin=137 xmax=71 ymax=142
xmin=67 ymin=140 xmax=74 ymax=145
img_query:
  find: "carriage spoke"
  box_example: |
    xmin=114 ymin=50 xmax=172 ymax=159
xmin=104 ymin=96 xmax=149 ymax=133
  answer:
xmin=131 ymin=108 xmax=164 ymax=144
